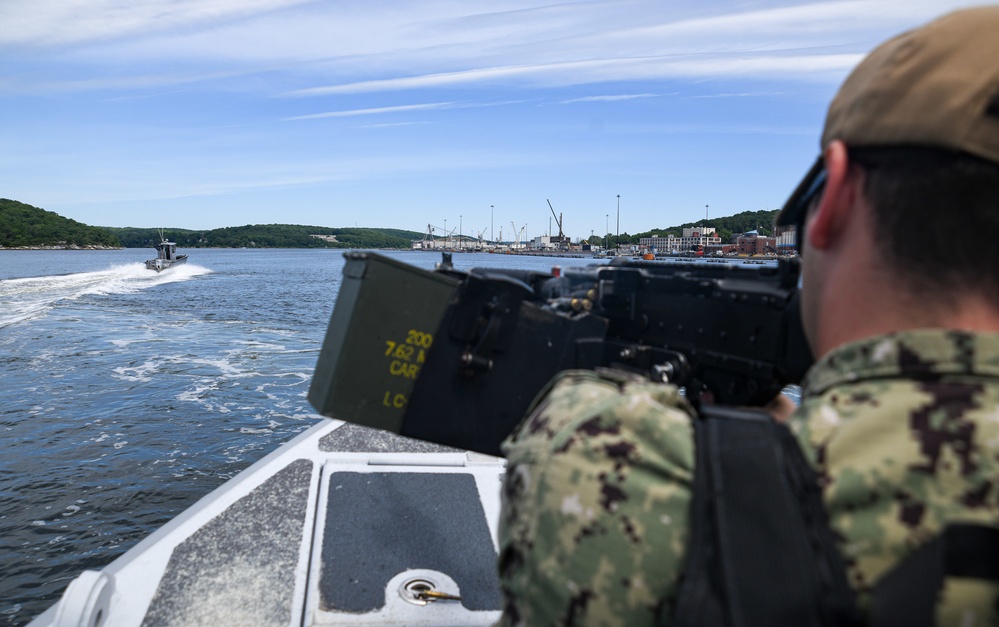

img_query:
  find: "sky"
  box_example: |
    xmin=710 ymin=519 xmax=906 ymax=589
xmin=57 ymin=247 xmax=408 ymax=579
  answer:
xmin=0 ymin=0 xmax=986 ymax=242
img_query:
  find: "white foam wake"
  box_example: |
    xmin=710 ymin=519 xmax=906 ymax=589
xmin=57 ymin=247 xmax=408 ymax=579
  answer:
xmin=0 ymin=263 xmax=212 ymax=328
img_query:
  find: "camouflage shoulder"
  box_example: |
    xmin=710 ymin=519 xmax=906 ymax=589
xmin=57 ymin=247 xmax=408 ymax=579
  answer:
xmin=504 ymin=367 xmax=696 ymax=458
xmin=498 ymin=368 xmax=698 ymax=626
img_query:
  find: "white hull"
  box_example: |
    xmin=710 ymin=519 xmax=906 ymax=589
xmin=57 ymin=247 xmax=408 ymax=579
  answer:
xmin=144 ymin=256 xmax=188 ymax=272
xmin=31 ymin=420 xmax=505 ymax=626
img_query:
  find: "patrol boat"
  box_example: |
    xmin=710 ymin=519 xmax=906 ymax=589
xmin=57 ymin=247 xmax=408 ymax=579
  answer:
xmin=145 ymin=235 xmax=188 ymax=272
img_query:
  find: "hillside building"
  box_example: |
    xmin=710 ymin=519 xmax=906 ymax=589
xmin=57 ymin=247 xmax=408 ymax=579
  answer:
xmin=639 ymin=227 xmax=721 ymax=254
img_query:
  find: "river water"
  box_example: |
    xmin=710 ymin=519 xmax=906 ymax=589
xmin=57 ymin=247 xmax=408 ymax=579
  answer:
xmin=0 ymin=248 xmax=613 ymax=625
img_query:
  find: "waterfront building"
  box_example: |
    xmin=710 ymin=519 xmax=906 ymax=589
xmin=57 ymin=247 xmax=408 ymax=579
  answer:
xmin=639 ymin=228 xmax=721 ymax=254
xmin=734 ymin=230 xmax=777 ymax=255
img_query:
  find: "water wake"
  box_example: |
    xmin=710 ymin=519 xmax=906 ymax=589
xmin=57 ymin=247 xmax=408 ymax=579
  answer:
xmin=0 ymin=263 xmax=211 ymax=329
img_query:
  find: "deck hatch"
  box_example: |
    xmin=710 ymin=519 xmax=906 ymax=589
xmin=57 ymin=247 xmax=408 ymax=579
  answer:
xmin=320 ymin=471 xmax=501 ymax=613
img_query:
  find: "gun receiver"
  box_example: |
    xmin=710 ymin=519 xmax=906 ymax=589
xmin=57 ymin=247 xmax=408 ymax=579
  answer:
xmin=309 ymin=252 xmax=813 ymax=457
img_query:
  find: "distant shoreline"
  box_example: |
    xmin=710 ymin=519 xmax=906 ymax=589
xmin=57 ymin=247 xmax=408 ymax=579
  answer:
xmin=0 ymin=246 xmax=595 ymax=258
xmin=0 ymin=244 xmax=124 ymax=251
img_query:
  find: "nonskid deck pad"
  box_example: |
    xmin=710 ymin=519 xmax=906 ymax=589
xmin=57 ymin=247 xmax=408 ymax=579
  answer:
xmin=320 ymin=471 xmax=501 ymax=613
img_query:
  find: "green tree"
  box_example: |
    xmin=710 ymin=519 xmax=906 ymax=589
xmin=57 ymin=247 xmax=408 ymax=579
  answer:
xmin=0 ymin=199 xmax=120 ymax=248
xmin=631 ymin=209 xmax=779 ymax=244
xmin=106 ymin=224 xmax=424 ymax=249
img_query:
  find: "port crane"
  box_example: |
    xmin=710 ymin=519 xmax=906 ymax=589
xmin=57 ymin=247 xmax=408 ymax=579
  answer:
xmin=547 ymin=199 xmax=567 ymax=249
xmin=424 ymin=223 xmax=457 ymax=248
xmin=510 ymin=221 xmax=527 ymax=249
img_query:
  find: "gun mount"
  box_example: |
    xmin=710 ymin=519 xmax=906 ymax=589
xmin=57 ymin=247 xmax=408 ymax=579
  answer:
xmin=309 ymin=253 xmax=812 ymax=456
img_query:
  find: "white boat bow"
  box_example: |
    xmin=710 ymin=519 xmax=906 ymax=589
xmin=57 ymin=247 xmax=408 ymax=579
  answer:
xmin=31 ymin=420 xmax=505 ymax=626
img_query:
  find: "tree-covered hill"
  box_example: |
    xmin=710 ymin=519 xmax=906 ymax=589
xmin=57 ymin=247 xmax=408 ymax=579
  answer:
xmin=631 ymin=209 xmax=780 ymax=244
xmin=107 ymin=224 xmax=424 ymax=249
xmin=0 ymin=199 xmax=425 ymax=249
xmin=1 ymin=196 xmax=777 ymax=249
xmin=0 ymin=198 xmax=121 ymax=248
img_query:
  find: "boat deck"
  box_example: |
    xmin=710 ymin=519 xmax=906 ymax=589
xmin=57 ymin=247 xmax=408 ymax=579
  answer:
xmin=32 ymin=420 xmax=505 ymax=626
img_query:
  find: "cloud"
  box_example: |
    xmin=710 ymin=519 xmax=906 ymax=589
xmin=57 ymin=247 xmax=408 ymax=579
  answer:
xmin=269 ymin=0 xmax=966 ymax=96
xmin=691 ymin=91 xmax=787 ymax=99
xmin=2 ymin=0 xmax=979 ymax=96
xmin=283 ymin=53 xmax=861 ymax=97
xmin=0 ymin=0 xmax=312 ymax=47
xmin=284 ymin=99 xmax=528 ymax=121
xmin=281 ymin=65 xmax=547 ymax=97
xmin=285 ymin=102 xmax=460 ymax=121
xmin=560 ymin=94 xmax=661 ymax=104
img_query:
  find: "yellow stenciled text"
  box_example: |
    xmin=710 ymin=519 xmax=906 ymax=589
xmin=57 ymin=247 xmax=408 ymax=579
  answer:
xmin=384 ymin=329 xmax=434 ymax=380
xmin=382 ymin=392 xmax=407 ymax=408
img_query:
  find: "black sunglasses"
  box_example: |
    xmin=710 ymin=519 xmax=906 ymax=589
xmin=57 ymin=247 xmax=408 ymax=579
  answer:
xmin=793 ymin=167 xmax=827 ymax=254
xmin=776 ymin=157 xmax=827 ymax=255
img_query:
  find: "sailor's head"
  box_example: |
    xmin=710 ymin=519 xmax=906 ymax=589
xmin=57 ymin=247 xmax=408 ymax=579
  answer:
xmin=775 ymin=6 xmax=999 ymax=356
xmin=776 ymin=5 xmax=999 ymax=234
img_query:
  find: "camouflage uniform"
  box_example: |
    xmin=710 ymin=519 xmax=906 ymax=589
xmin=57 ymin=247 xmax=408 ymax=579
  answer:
xmin=497 ymin=329 xmax=999 ymax=626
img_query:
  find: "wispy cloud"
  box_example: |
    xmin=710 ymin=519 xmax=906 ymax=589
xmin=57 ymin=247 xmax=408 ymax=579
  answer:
xmin=285 ymin=102 xmax=460 ymax=121
xmin=281 ymin=65 xmax=549 ymax=97
xmin=0 ymin=0 xmax=312 ymax=47
xmin=284 ymin=99 xmax=526 ymax=121
xmin=284 ymin=53 xmax=861 ymax=97
xmin=3 ymin=0 xmax=976 ymax=100
xmin=263 ymin=0 xmax=971 ymax=97
xmin=692 ymin=91 xmax=787 ymax=99
xmin=560 ymin=93 xmax=661 ymax=104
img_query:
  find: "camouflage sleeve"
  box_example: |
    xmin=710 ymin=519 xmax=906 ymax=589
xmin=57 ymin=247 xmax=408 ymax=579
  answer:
xmin=793 ymin=374 xmax=999 ymax=623
xmin=496 ymin=369 xmax=698 ymax=627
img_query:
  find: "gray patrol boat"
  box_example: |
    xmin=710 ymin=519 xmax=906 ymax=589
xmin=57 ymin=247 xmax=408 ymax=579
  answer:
xmin=145 ymin=235 xmax=188 ymax=272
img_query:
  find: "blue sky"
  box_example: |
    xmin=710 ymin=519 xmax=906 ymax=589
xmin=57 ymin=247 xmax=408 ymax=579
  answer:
xmin=0 ymin=0 xmax=983 ymax=241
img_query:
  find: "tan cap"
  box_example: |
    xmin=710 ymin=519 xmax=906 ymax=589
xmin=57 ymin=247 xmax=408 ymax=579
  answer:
xmin=776 ymin=5 xmax=999 ymax=226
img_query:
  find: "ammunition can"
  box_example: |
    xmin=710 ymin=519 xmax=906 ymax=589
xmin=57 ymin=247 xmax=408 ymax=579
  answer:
xmin=308 ymin=252 xmax=459 ymax=432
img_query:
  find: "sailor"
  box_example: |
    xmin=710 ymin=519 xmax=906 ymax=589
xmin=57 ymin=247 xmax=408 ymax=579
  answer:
xmin=496 ymin=6 xmax=999 ymax=625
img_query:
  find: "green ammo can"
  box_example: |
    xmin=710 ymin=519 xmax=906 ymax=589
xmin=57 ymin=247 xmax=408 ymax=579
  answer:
xmin=308 ymin=252 xmax=460 ymax=433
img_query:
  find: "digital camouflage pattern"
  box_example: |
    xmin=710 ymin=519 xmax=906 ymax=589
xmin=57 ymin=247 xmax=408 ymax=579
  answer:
xmin=497 ymin=368 xmax=698 ymax=626
xmin=794 ymin=329 xmax=999 ymax=626
xmin=497 ymin=329 xmax=999 ymax=626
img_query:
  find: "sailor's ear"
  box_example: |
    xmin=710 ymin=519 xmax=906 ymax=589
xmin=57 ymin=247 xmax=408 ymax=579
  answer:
xmin=806 ymin=141 xmax=860 ymax=252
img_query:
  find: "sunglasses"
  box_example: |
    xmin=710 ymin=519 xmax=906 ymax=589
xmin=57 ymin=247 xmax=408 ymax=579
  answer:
xmin=794 ymin=168 xmax=827 ymax=254
xmin=776 ymin=158 xmax=827 ymax=255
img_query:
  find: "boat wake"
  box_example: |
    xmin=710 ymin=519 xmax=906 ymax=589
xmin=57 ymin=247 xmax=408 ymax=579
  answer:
xmin=0 ymin=263 xmax=212 ymax=329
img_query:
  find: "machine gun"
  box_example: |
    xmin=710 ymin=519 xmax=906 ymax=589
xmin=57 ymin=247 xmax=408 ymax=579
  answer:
xmin=308 ymin=252 xmax=813 ymax=457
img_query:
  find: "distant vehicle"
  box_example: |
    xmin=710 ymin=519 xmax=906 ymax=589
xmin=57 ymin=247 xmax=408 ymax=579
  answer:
xmin=145 ymin=235 xmax=188 ymax=272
